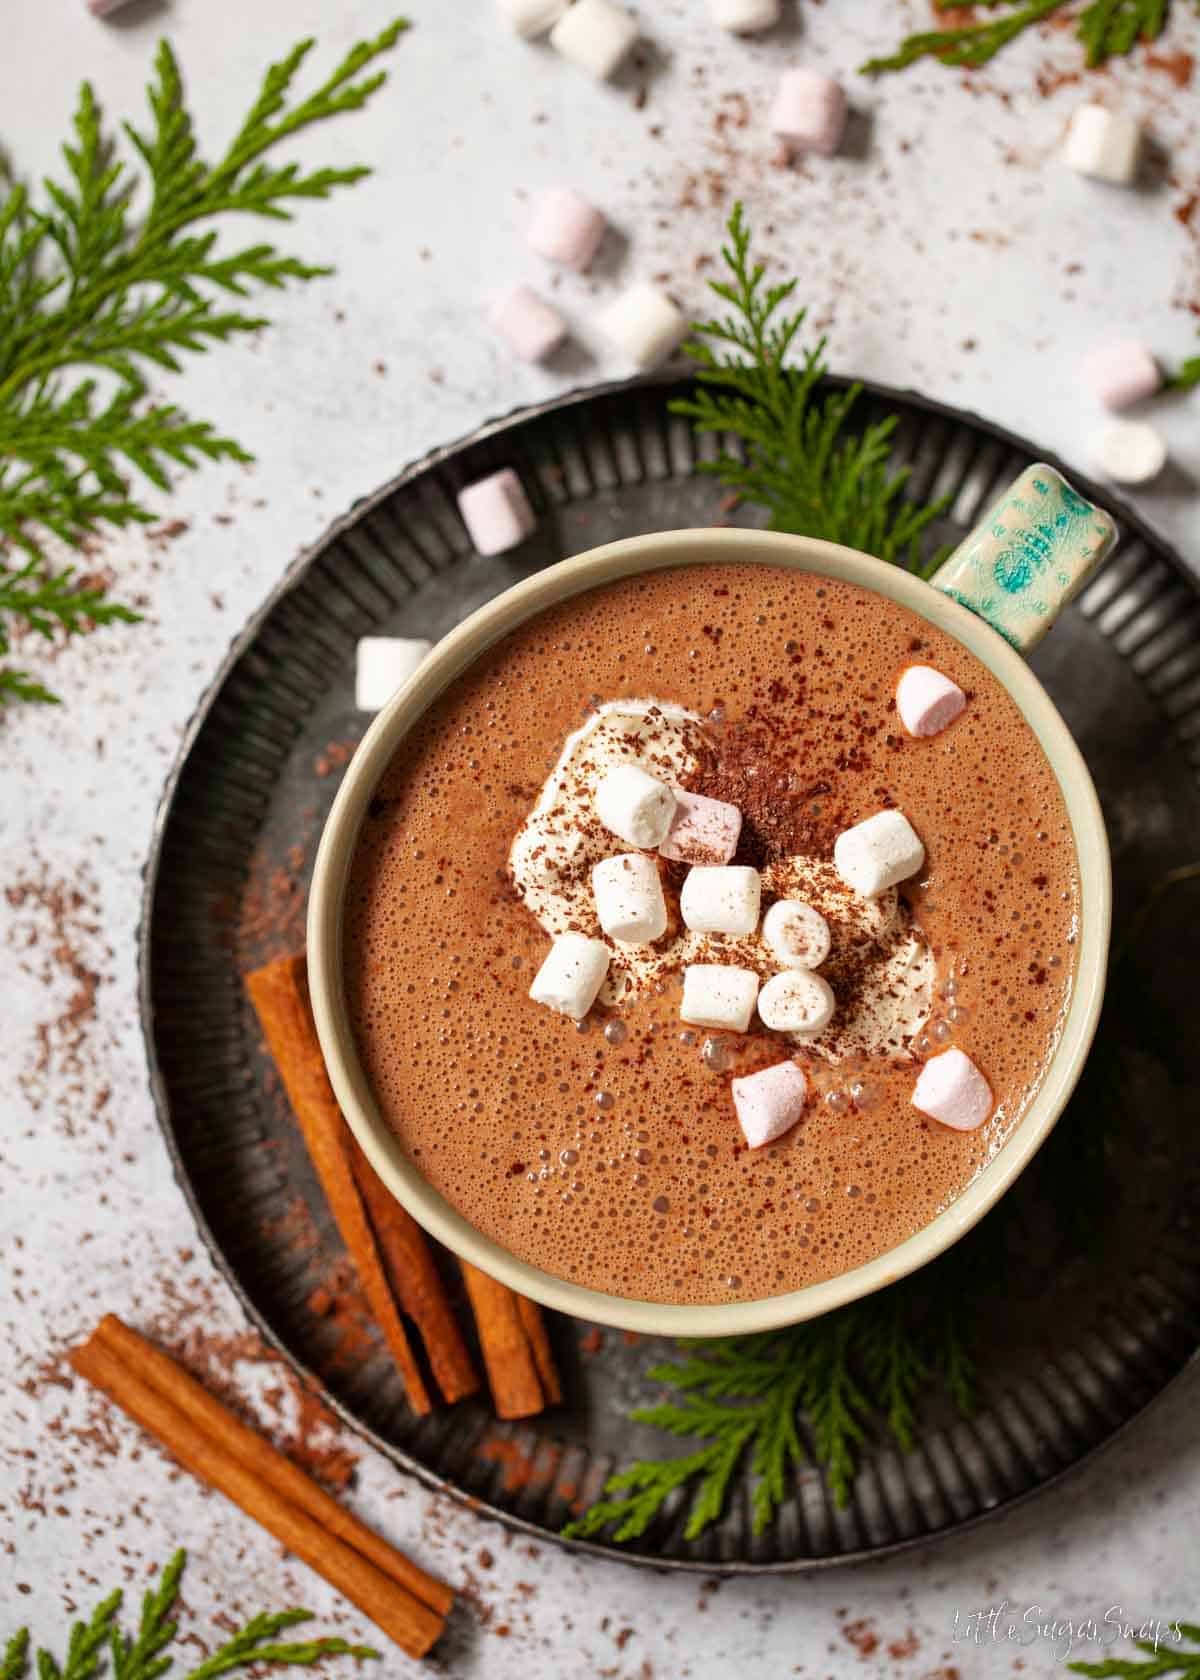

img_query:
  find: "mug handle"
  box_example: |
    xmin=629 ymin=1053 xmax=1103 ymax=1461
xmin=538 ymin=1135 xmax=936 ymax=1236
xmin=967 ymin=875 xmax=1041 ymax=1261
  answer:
xmin=929 ymin=463 xmax=1118 ymax=654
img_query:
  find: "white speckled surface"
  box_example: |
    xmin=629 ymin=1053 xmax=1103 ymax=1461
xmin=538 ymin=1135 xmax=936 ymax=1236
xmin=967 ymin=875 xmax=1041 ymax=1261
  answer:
xmin=2 ymin=0 xmax=1199 ymax=1669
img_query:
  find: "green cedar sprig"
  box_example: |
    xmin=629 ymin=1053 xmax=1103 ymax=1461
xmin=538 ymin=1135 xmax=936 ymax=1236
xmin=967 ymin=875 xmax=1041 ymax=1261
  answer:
xmin=862 ymin=0 xmax=1183 ymax=75
xmin=1068 ymin=1622 xmax=1200 ymax=1676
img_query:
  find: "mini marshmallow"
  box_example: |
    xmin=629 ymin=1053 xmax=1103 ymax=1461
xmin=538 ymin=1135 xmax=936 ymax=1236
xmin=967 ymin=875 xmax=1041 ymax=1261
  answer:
xmin=457 ymin=468 xmax=537 ymax=557
xmin=680 ymin=964 xmax=759 ymax=1033
xmin=491 ymin=285 xmax=568 ymax=363
xmin=680 ymin=865 xmax=761 ymax=936
xmin=731 ymin=1060 xmax=808 ymax=1149
xmin=527 ymin=188 xmax=608 ymax=272
xmin=761 ymin=900 xmax=831 ymax=970
xmin=659 ymin=789 xmax=742 ymax=865
xmin=769 ymin=67 xmax=848 ymax=157
xmin=497 ymin=0 xmax=570 ymax=36
xmin=354 ymin=637 xmax=434 ymax=712
xmin=709 ymin=0 xmax=781 ymax=30
xmin=1064 ymin=104 xmax=1141 ymax=186
xmin=594 ymin=765 xmax=675 ymax=849
xmin=549 ymin=0 xmax=639 ymax=78
xmin=593 ymin=853 xmax=668 ymax=944
xmin=912 ymin=1047 xmax=993 ymax=1132
xmin=758 ymin=970 xmax=836 ymax=1035
xmin=529 ymin=933 xmax=610 ymax=1019
xmin=1091 ymin=418 xmax=1168 ymax=485
xmin=1084 ymin=341 xmax=1162 ymax=411
xmin=834 ymin=810 xmax=925 ymax=898
xmin=895 ymin=665 xmax=966 ymax=739
xmin=598 ymin=283 xmax=688 ymax=370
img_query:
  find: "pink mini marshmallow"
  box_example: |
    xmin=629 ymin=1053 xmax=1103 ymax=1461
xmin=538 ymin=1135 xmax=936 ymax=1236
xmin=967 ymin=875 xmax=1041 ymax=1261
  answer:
xmin=769 ymin=68 xmax=848 ymax=157
xmin=659 ymin=789 xmax=742 ymax=865
xmin=1083 ymin=341 xmax=1162 ymax=411
xmin=912 ymin=1048 xmax=992 ymax=1132
xmin=457 ymin=469 xmax=537 ymax=557
xmin=528 ymin=188 xmax=608 ymax=272
xmin=732 ymin=1060 xmax=808 ymax=1149
xmin=492 ymin=285 xmax=568 ymax=363
xmin=896 ymin=665 xmax=966 ymax=738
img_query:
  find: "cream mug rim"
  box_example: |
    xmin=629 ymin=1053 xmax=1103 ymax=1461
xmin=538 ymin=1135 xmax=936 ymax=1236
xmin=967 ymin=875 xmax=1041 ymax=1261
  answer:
xmin=307 ymin=528 xmax=1111 ymax=1336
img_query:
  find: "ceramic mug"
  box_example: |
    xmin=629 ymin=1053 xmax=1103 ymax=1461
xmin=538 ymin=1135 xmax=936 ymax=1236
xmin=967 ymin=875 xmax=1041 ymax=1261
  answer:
xmin=307 ymin=465 xmax=1114 ymax=1337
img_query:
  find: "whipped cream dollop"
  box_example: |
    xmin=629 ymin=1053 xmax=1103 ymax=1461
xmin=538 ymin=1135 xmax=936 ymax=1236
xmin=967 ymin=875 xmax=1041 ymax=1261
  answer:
xmin=509 ymin=700 xmax=935 ymax=1061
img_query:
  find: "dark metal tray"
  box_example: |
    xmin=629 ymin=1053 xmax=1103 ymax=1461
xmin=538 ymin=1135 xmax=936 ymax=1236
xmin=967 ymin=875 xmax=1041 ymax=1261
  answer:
xmin=140 ymin=373 xmax=1200 ymax=1572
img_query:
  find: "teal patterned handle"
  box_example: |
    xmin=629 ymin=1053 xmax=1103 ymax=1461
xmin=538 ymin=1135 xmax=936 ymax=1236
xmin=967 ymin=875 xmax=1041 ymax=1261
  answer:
xmin=931 ymin=464 xmax=1117 ymax=654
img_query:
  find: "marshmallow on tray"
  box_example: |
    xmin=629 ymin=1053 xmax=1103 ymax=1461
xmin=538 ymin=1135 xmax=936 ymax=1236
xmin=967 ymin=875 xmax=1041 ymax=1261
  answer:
xmin=1084 ymin=342 xmax=1162 ymax=411
xmin=457 ymin=468 xmax=537 ymax=557
xmin=598 ymin=284 xmax=688 ymax=370
xmin=659 ymin=789 xmax=742 ymax=865
xmin=681 ymin=964 xmax=759 ymax=1033
xmin=355 ymin=637 xmax=434 ymax=713
xmin=732 ymin=1060 xmax=808 ymax=1149
xmin=594 ymin=765 xmax=676 ymax=849
xmin=912 ymin=1047 xmax=993 ymax=1131
xmin=549 ymin=0 xmax=639 ymax=78
xmin=708 ymin=0 xmax=782 ymax=31
xmin=529 ymin=933 xmax=610 ymax=1019
xmin=593 ymin=853 xmax=668 ymax=944
xmin=680 ymin=865 xmax=761 ymax=936
xmin=769 ymin=68 xmax=848 ymax=158
xmin=758 ymin=970 xmax=836 ymax=1035
xmin=834 ymin=810 xmax=925 ymax=898
xmin=1064 ymin=104 xmax=1141 ymax=185
xmin=895 ymin=665 xmax=966 ymax=739
xmin=497 ymin=0 xmax=569 ymax=36
xmin=1091 ymin=418 xmax=1168 ymax=485
xmin=761 ymin=900 xmax=831 ymax=970
xmin=492 ymin=285 xmax=568 ymax=363
xmin=528 ymin=188 xmax=608 ymax=272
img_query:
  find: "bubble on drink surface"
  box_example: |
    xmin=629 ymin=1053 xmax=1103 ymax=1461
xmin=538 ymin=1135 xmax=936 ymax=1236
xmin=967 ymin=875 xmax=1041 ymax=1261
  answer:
xmin=679 ymin=1030 xmax=697 ymax=1047
xmin=932 ymin=1019 xmax=953 ymax=1044
xmin=947 ymin=1005 xmax=970 ymax=1025
xmin=702 ymin=1037 xmax=732 ymax=1073
xmin=604 ymin=1019 xmax=628 ymax=1046
xmin=595 ymin=1090 xmax=615 ymax=1111
xmin=825 ymin=1090 xmax=849 ymax=1114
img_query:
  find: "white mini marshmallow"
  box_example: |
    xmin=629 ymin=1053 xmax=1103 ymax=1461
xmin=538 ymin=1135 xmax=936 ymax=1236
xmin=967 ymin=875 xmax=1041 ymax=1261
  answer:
xmin=492 ymin=285 xmax=568 ymax=363
xmin=731 ymin=1060 xmax=808 ymax=1149
xmin=681 ymin=964 xmax=759 ymax=1033
xmin=549 ymin=0 xmax=639 ymax=78
xmin=757 ymin=970 xmax=836 ymax=1035
xmin=895 ymin=665 xmax=966 ymax=739
xmin=1064 ymin=104 xmax=1141 ymax=185
xmin=527 ymin=188 xmax=608 ymax=272
xmin=680 ymin=865 xmax=761 ymax=936
xmin=1091 ymin=418 xmax=1168 ymax=485
xmin=598 ymin=284 xmax=688 ymax=370
xmin=592 ymin=853 xmax=668 ymax=944
xmin=1084 ymin=341 xmax=1162 ymax=410
xmin=769 ymin=67 xmax=848 ymax=157
xmin=708 ymin=0 xmax=781 ymax=31
xmin=594 ymin=765 xmax=676 ymax=849
xmin=457 ymin=468 xmax=537 ymax=556
xmin=912 ymin=1047 xmax=993 ymax=1131
xmin=659 ymin=789 xmax=742 ymax=865
xmin=761 ymin=900 xmax=831 ymax=970
xmin=354 ymin=637 xmax=434 ymax=713
xmin=529 ymin=933 xmax=610 ymax=1019
xmin=497 ymin=0 xmax=570 ymax=36
xmin=834 ymin=810 xmax=925 ymax=898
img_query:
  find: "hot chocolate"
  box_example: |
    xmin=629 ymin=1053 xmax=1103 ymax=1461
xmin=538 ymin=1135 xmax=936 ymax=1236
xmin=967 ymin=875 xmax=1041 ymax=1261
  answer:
xmin=342 ymin=565 xmax=1079 ymax=1305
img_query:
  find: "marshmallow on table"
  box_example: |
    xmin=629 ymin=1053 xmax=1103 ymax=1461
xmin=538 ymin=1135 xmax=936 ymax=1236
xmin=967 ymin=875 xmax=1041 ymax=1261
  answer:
xmin=593 ymin=853 xmax=668 ymax=944
xmin=896 ymin=665 xmax=966 ymax=739
xmin=659 ymin=789 xmax=742 ymax=865
xmin=708 ymin=0 xmax=782 ymax=30
xmin=680 ymin=865 xmax=761 ymax=936
xmin=492 ymin=285 xmax=568 ymax=363
xmin=834 ymin=810 xmax=925 ymax=898
xmin=732 ymin=1060 xmax=808 ymax=1149
xmin=1064 ymin=105 xmax=1141 ymax=185
xmin=497 ymin=0 xmax=570 ymax=36
xmin=758 ymin=970 xmax=836 ymax=1035
xmin=912 ymin=1047 xmax=993 ymax=1132
xmin=1091 ymin=418 xmax=1168 ymax=485
xmin=761 ymin=900 xmax=831 ymax=970
xmin=769 ymin=68 xmax=848 ymax=158
xmin=681 ymin=964 xmax=760 ymax=1033
xmin=1084 ymin=342 xmax=1162 ymax=411
xmin=457 ymin=468 xmax=537 ymax=557
xmin=598 ymin=284 xmax=688 ymax=370
xmin=529 ymin=933 xmax=610 ymax=1020
xmin=549 ymin=0 xmax=639 ymax=78
xmin=354 ymin=637 xmax=434 ymax=713
xmin=528 ymin=189 xmax=608 ymax=272
xmin=594 ymin=765 xmax=676 ymax=849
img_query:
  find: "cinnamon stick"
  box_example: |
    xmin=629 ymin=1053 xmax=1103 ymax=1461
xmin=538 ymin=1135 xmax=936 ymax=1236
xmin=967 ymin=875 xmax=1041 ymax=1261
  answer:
xmin=516 ymin=1293 xmax=563 ymax=1406
xmin=459 ymin=1261 xmax=558 ymax=1420
xmin=69 ymin=1322 xmax=446 ymax=1658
